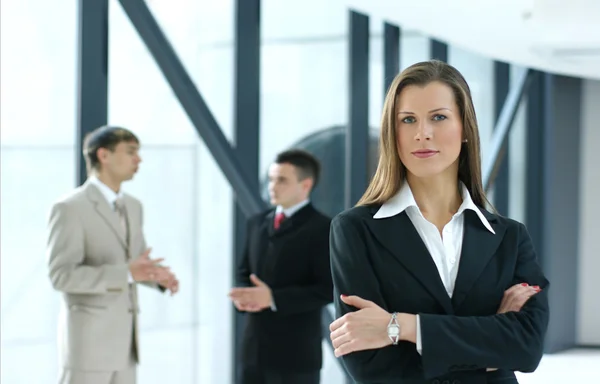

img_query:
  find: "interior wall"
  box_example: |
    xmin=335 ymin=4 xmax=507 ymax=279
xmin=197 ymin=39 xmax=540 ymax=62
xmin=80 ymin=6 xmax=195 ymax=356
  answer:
xmin=577 ymin=78 xmax=600 ymax=346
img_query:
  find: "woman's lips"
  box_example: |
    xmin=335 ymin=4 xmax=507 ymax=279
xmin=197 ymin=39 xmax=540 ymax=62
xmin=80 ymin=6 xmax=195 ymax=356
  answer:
xmin=412 ymin=149 xmax=439 ymax=159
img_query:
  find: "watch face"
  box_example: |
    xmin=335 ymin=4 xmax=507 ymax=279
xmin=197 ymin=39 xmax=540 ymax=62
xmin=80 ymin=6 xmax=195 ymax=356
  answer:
xmin=388 ymin=325 xmax=400 ymax=336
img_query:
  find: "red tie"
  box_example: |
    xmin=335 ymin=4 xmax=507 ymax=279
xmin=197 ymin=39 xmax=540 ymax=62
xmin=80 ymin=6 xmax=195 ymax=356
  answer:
xmin=274 ymin=212 xmax=286 ymax=230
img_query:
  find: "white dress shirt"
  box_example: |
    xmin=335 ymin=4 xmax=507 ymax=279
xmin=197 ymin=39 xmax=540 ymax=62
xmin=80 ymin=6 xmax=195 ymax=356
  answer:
xmin=88 ymin=176 xmax=124 ymax=207
xmin=373 ymin=182 xmax=495 ymax=353
xmin=88 ymin=176 xmax=133 ymax=283
xmin=275 ymin=198 xmax=310 ymax=217
xmin=269 ymin=199 xmax=310 ymax=311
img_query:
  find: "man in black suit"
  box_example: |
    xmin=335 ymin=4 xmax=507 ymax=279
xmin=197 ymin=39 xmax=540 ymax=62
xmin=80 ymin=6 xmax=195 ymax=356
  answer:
xmin=228 ymin=149 xmax=333 ymax=384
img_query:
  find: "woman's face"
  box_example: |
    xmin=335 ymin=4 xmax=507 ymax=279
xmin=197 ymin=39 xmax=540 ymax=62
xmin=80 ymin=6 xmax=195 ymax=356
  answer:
xmin=395 ymin=81 xmax=464 ymax=180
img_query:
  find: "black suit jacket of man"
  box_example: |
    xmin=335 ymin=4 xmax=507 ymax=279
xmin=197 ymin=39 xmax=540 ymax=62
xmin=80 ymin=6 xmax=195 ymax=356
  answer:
xmin=237 ymin=203 xmax=333 ymax=374
xmin=330 ymin=205 xmax=550 ymax=384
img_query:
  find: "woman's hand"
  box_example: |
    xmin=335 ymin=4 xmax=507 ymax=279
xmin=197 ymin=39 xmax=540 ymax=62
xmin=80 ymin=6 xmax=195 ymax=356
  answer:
xmin=497 ymin=283 xmax=541 ymax=314
xmin=329 ymin=295 xmax=391 ymax=357
xmin=329 ymin=295 xmax=417 ymax=357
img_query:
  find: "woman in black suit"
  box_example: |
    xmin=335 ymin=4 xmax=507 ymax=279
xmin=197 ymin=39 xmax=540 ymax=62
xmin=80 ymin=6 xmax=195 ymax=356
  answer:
xmin=329 ymin=60 xmax=549 ymax=384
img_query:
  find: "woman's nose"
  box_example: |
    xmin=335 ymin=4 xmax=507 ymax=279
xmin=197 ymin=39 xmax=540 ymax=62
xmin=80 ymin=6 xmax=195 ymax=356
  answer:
xmin=414 ymin=122 xmax=433 ymax=141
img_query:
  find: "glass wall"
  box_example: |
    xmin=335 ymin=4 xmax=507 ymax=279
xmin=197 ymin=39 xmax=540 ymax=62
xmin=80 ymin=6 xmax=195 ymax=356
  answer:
xmin=1 ymin=1 xmax=77 ymax=382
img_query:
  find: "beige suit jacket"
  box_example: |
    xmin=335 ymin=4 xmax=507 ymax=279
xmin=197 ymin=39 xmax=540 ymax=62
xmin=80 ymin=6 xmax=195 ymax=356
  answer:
xmin=47 ymin=180 xmax=151 ymax=372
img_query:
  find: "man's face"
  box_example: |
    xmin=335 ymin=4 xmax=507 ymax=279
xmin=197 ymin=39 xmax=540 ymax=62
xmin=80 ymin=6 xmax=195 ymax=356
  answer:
xmin=98 ymin=140 xmax=142 ymax=182
xmin=267 ymin=162 xmax=310 ymax=209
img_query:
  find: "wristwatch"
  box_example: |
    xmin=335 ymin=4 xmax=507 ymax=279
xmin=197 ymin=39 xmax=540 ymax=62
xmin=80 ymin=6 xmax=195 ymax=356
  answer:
xmin=387 ymin=312 xmax=400 ymax=345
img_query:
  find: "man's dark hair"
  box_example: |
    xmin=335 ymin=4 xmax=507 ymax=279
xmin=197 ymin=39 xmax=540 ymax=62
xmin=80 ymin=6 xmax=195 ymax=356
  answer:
xmin=83 ymin=125 xmax=139 ymax=174
xmin=275 ymin=149 xmax=321 ymax=188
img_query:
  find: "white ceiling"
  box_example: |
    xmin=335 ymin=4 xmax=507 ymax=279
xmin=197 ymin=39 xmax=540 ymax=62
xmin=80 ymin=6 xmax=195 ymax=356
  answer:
xmin=344 ymin=0 xmax=600 ymax=80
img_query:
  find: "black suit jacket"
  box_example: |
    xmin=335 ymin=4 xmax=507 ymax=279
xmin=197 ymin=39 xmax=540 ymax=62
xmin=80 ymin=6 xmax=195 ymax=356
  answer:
xmin=237 ymin=203 xmax=333 ymax=374
xmin=330 ymin=205 xmax=550 ymax=384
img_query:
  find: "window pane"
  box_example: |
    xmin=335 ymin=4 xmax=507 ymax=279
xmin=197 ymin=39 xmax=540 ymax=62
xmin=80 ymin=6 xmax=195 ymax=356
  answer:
xmin=1 ymin=147 xmax=76 ymax=383
xmin=0 ymin=1 xmax=76 ymax=146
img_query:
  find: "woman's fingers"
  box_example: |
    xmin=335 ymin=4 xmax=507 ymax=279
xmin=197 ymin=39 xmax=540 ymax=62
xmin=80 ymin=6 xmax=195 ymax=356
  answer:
xmin=334 ymin=339 xmax=359 ymax=357
xmin=510 ymin=287 xmax=538 ymax=309
xmin=330 ymin=322 xmax=348 ymax=341
xmin=330 ymin=313 xmax=367 ymax=353
xmin=503 ymin=286 xmax=527 ymax=309
xmin=331 ymin=331 xmax=353 ymax=349
xmin=329 ymin=313 xmax=348 ymax=332
xmin=330 ymin=313 xmax=362 ymax=340
xmin=330 ymin=306 xmax=392 ymax=357
xmin=499 ymin=284 xmax=541 ymax=313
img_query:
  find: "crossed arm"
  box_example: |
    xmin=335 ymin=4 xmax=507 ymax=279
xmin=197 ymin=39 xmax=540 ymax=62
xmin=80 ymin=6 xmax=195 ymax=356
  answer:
xmin=328 ymin=215 xmax=549 ymax=382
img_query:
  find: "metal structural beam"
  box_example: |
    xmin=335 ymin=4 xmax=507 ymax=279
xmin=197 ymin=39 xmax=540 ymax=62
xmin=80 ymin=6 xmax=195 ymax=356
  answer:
xmin=483 ymin=69 xmax=531 ymax=192
xmin=76 ymin=0 xmax=109 ymax=186
xmin=383 ymin=22 xmax=400 ymax=96
xmin=492 ymin=61 xmax=510 ymax=215
xmin=232 ymin=0 xmax=261 ymax=382
xmin=118 ymin=0 xmax=265 ymax=217
xmin=525 ymin=71 xmax=547 ymax=271
xmin=346 ymin=10 xmax=370 ymax=209
xmin=340 ymin=12 xmax=371 ymax=378
xmin=429 ymin=39 xmax=448 ymax=62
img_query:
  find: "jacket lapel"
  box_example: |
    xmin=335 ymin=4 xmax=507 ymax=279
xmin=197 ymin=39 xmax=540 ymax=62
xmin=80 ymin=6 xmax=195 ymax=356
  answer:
xmin=367 ymin=211 xmax=454 ymax=315
xmin=259 ymin=205 xmax=315 ymax=277
xmin=121 ymin=197 xmax=134 ymax=258
xmin=451 ymin=209 xmax=505 ymax=309
xmin=269 ymin=204 xmax=314 ymax=238
xmin=85 ymin=183 xmax=128 ymax=250
xmin=265 ymin=210 xmax=276 ymax=238
xmin=254 ymin=215 xmax=272 ymax=275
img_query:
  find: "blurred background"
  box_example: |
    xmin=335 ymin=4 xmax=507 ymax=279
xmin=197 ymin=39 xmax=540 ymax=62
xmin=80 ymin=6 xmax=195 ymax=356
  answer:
xmin=1 ymin=0 xmax=599 ymax=383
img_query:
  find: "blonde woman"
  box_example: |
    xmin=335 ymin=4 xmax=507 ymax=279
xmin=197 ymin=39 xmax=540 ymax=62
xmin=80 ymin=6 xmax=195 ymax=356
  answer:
xmin=329 ymin=60 xmax=548 ymax=384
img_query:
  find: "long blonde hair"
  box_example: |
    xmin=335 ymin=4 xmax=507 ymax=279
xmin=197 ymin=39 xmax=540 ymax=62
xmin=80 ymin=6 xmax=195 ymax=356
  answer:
xmin=357 ymin=60 xmax=488 ymax=208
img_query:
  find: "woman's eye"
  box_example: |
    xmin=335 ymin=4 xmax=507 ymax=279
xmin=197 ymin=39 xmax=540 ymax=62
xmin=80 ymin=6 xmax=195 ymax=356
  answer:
xmin=432 ymin=114 xmax=447 ymax=121
xmin=401 ymin=116 xmax=416 ymax=124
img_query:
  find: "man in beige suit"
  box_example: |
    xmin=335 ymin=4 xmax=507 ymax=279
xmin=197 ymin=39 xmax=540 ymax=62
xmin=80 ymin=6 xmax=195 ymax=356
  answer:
xmin=47 ymin=126 xmax=179 ymax=384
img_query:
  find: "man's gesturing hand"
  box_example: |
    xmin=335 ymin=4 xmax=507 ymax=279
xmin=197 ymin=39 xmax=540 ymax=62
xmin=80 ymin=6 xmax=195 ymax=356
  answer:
xmin=129 ymin=248 xmax=170 ymax=283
